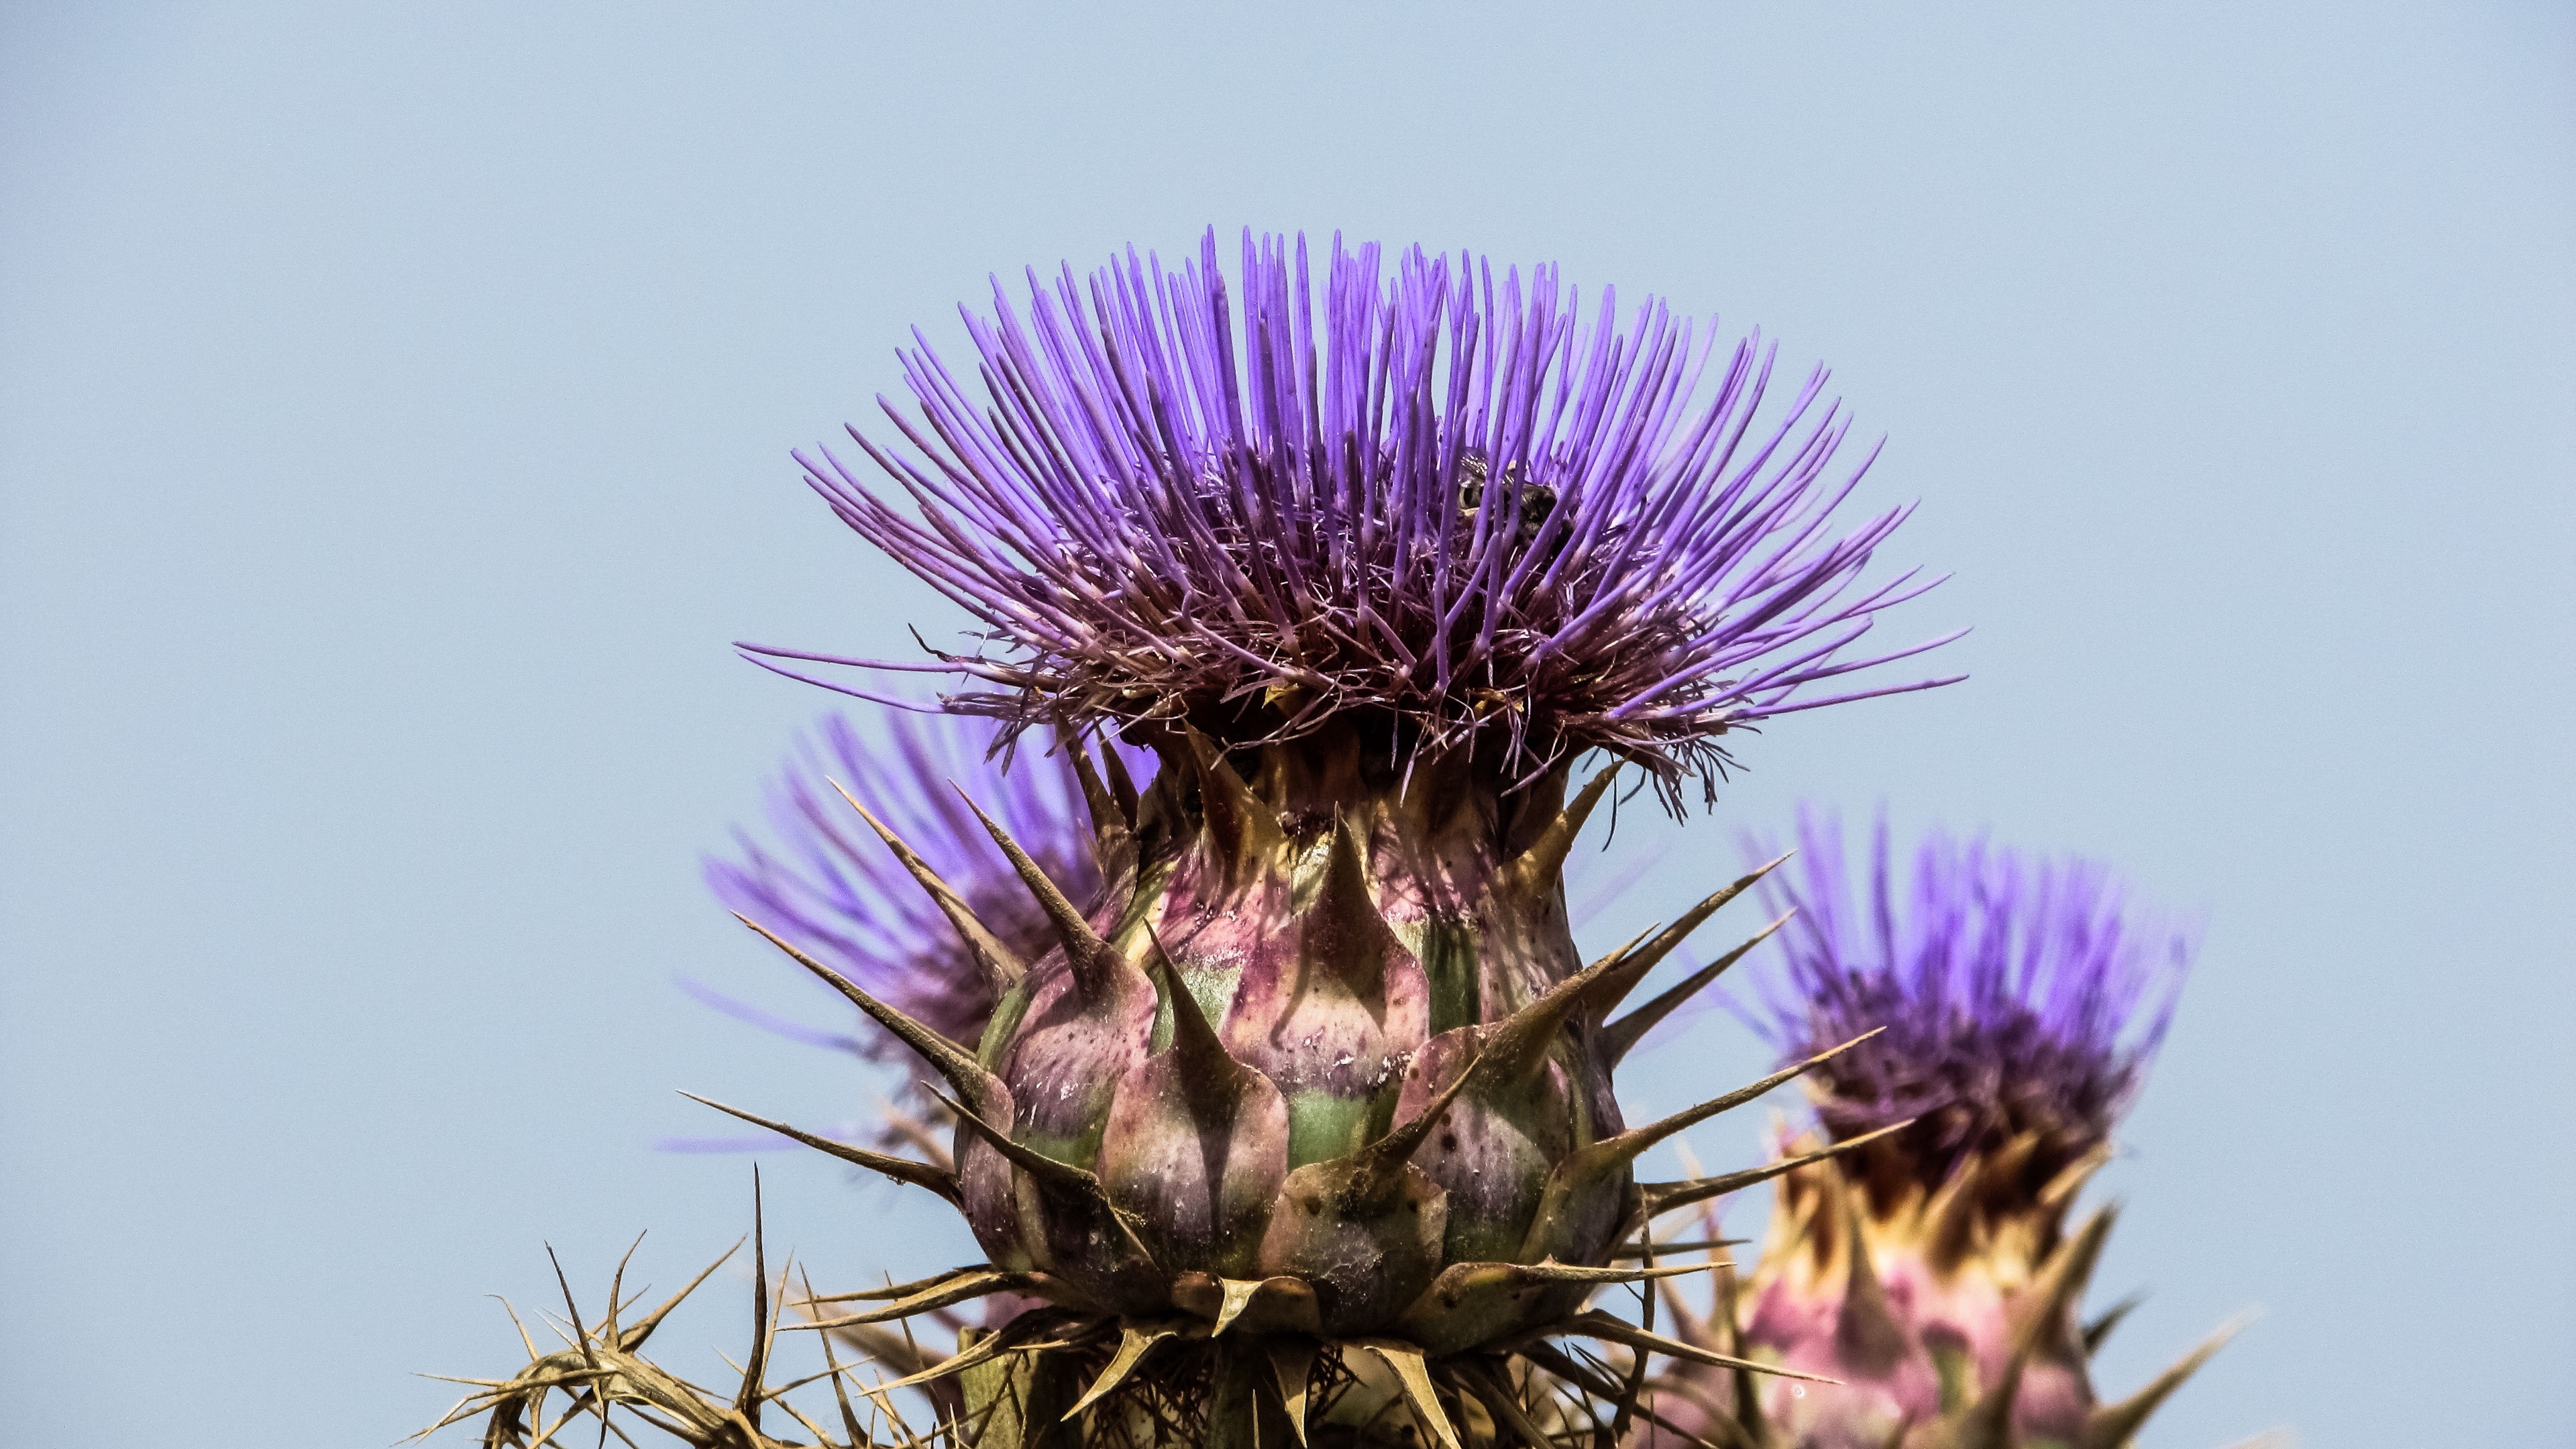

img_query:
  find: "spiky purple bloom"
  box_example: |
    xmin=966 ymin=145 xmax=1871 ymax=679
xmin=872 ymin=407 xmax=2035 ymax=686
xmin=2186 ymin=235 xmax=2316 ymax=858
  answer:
xmin=687 ymin=235 xmax=1973 ymax=1442
xmin=1742 ymin=806 xmax=2190 ymax=1185
xmin=700 ymin=709 xmax=1138 ymax=1090
xmin=1644 ymin=807 xmax=2209 ymax=1449
xmin=750 ymin=229 xmax=1959 ymax=806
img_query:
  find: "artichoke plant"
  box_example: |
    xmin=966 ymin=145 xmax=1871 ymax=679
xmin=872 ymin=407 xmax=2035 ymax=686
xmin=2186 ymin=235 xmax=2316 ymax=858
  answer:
xmin=431 ymin=231 xmax=2041 ymax=1448
xmin=1646 ymin=810 xmax=2237 ymax=1448
xmin=690 ymin=231 xmax=1960 ymax=1446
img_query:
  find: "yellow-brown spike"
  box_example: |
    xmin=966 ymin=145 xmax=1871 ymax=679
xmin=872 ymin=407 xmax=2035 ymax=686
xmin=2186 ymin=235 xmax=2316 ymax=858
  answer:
xmin=1922 ymin=1153 xmax=1983 ymax=1276
xmin=1350 ymin=1340 xmax=1465 ymax=1449
xmin=865 ymin=1308 xmax=1070 ymax=1395
xmin=1835 ymin=1188 xmax=1911 ymax=1371
xmin=800 ymin=1263 xmax=989 ymax=1306
xmin=1520 ymin=1034 xmax=1889 ymax=1263
xmin=2029 ymin=1203 xmax=2118 ymax=1358
xmin=1589 ymin=853 xmax=1793 ymax=1020
xmin=733 ymin=914 xmax=1006 ymax=1119
xmin=620 ymin=1240 xmax=742 ymax=1352
xmin=955 ymin=788 xmax=1130 ymax=1002
xmin=1601 ymin=909 xmax=1796 ymax=1065
xmin=1263 ymin=1337 xmax=1318 ymax=1448
xmin=2037 ymin=1143 xmax=2115 ymax=1217
xmin=1061 ymin=1321 xmax=1179 ymax=1420
xmin=1940 ymin=1205 xmax=2118 ymax=1448
xmin=676 ymin=1091 xmax=963 ymax=1205
xmin=1183 ymin=727 xmax=1284 ymax=873
xmin=791 ymin=1268 xmax=1049 ymax=1330
xmin=2078 ymin=1316 xmax=2250 ymax=1449
xmin=1561 ymin=1309 xmax=1842 ymax=1384
xmin=2082 ymin=1293 xmax=2143 ymax=1357
xmin=1062 ymin=737 xmax=1140 ymax=889
xmin=1499 ymin=764 xmax=1619 ymax=894
xmin=833 ymin=784 xmax=1027 ymax=991
xmin=1636 ymin=1119 xmax=1915 ymax=1224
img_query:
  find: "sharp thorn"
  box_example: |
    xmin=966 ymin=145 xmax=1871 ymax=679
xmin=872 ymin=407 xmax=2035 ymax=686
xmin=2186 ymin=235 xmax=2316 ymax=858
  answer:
xmin=1601 ymin=1028 xmax=1889 ymax=1170
xmin=792 ymin=1269 xmax=1044 ymax=1330
xmin=1835 ymin=1189 xmax=1910 ymax=1369
xmin=736 ymin=1165 xmax=770 ymax=1424
xmin=1184 ymin=726 xmax=1284 ymax=867
xmin=2083 ymin=1293 xmax=2144 ymax=1358
xmin=621 ymin=1239 xmax=742 ymax=1351
xmin=1504 ymin=764 xmax=1619 ymax=889
xmin=1142 ymin=922 xmax=1232 ymax=1075
xmin=1100 ymin=737 xmax=1141 ymax=824
xmin=732 ymin=913 xmax=1000 ymax=1116
xmin=954 ymin=786 xmax=1126 ymax=1000
xmin=1348 ymin=1338 xmax=1466 ymax=1449
xmin=832 ymin=784 xmax=1026 ymax=990
xmin=1592 ymin=853 xmax=1794 ymax=1020
xmin=1063 ymin=737 xmax=1140 ymax=886
xmin=1601 ymin=909 xmax=1796 ymax=1065
xmin=1356 ymin=1048 xmax=1487 ymax=1189
xmin=1558 ymin=1309 xmax=1843 ymax=1385
xmin=1639 ymin=1119 xmax=1914 ymax=1222
xmin=1063 ymin=1322 xmax=1179 ymax=1420
xmin=921 ymin=1085 xmax=1102 ymax=1198
xmin=1265 ymin=1337 xmax=1318 ymax=1448
xmin=1211 ymin=1277 xmax=1263 ymax=1336
xmin=677 ymin=1092 xmax=963 ymax=1203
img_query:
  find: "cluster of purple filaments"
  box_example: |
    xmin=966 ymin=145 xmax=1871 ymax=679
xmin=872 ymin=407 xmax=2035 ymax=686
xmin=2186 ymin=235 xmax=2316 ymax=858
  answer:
xmin=696 ymin=710 xmax=1134 ymax=1077
xmin=747 ymin=229 xmax=1960 ymax=806
xmin=1741 ymin=807 xmax=2192 ymax=1181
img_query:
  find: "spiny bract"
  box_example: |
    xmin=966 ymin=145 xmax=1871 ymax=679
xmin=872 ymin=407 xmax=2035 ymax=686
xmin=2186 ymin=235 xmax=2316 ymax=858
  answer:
xmin=687 ymin=230 xmax=1960 ymax=1448
xmin=686 ymin=709 xmax=1144 ymax=1155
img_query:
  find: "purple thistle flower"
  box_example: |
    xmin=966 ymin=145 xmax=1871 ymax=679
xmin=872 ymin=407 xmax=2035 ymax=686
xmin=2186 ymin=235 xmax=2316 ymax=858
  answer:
xmin=747 ymin=228 xmax=1962 ymax=806
xmin=1741 ymin=805 xmax=2194 ymax=1188
xmin=697 ymin=709 xmax=1144 ymax=1093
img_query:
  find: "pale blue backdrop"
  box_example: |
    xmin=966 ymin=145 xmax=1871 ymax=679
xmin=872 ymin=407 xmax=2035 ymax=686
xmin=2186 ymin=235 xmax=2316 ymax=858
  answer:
xmin=3 ymin=5 xmax=2569 ymax=1445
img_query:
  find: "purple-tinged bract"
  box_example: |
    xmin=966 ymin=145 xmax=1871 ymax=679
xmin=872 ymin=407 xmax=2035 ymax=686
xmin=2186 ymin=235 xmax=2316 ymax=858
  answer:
xmin=757 ymin=229 xmax=1959 ymax=806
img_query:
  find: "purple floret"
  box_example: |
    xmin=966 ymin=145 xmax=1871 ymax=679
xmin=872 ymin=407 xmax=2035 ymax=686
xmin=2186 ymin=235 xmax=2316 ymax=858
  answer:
xmin=699 ymin=710 xmax=1140 ymax=1077
xmin=1741 ymin=807 xmax=2193 ymax=1183
xmin=750 ymin=228 xmax=1962 ymax=806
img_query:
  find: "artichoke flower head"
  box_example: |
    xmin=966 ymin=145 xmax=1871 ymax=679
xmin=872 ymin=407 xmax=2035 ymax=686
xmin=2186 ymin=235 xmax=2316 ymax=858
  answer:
xmin=710 ymin=231 xmax=1960 ymax=1446
xmin=1648 ymin=809 xmax=2233 ymax=1449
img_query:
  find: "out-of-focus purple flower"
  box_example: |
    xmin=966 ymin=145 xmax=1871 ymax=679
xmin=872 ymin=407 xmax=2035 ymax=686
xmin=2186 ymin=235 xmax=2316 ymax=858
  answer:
xmin=694 ymin=709 xmax=1142 ymax=1091
xmin=747 ymin=228 xmax=1961 ymax=808
xmin=1741 ymin=806 xmax=2192 ymax=1185
xmin=1642 ymin=811 xmax=2210 ymax=1449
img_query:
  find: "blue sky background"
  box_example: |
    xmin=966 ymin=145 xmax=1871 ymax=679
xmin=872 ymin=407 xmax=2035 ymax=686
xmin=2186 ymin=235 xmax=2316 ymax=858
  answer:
xmin=3 ymin=4 xmax=2569 ymax=1444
